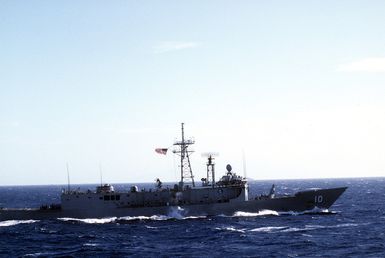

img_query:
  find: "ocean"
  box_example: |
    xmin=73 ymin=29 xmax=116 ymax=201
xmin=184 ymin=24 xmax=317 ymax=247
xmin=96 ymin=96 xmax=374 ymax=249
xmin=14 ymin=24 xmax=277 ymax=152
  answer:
xmin=0 ymin=178 xmax=384 ymax=257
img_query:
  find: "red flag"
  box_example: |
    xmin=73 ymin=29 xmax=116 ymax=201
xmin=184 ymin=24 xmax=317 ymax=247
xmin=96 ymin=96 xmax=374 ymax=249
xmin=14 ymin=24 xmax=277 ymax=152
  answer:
xmin=155 ymin=148 xmax=168 ymax=155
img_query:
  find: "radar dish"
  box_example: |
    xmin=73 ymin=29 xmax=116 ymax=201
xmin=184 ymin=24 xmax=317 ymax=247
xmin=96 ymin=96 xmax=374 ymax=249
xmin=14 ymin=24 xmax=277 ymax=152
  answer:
xmin=226 ymin=164 xmax=232 ymax=172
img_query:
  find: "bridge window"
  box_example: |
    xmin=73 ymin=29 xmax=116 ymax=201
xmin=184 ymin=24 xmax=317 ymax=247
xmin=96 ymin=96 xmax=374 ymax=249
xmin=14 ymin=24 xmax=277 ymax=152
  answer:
xmin=104 ymin=195 xmax=110 ymax=201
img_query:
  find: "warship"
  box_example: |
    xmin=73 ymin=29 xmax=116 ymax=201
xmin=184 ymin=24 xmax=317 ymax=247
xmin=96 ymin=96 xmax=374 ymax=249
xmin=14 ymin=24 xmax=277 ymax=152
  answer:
xmin=0 ymin=123 xmax=347 ymax=221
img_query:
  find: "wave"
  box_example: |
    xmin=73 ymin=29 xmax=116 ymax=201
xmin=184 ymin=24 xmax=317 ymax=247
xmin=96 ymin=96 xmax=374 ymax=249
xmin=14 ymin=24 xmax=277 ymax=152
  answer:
xmin=0 ymin=219 xmax=38 ymax=227
xmin=215 ymin=226 xmax=247 ymax=233
xmin=232 ymin=210 xmax=280 ymax=217
xmin=168 ymin=206 xmax=185 ymax=219
xmin=280 ymin=223 xmax=359 ymax=233
xmin=302 ymin=207 xmax=334 ymax=214
xmin=24 ymin=251 xmax=79 ymax=257
xmin=216 ymin=222 xmax=360 ymax=235
xmin=230 ymin=208 xmax=333 ymax=218
xmin=83 ymin=243 xmax=99 ymax=247
xmin=278 ymin=207 xmax=333 ymax=216
xmin=250 ymin=223 xmax=360 ymax=234
xmin=250 ymin=226 xmax=288 ymax=232
xmin=118 ymin=214 xmax=206 ymax=222
xmin=58 ymin=217 xmax=118 ymax=224
xmin=118 ymin=215 xmax=170 ymax=221
xmin=57 ymin=214 xmax=207 ymax=224
xmin=294 ymin=208 xmax=330 ymax=215
xmin=53 ymin=207 xmax=333 ymax=224
xmin=145 ymin=225 xmax=158 ymax=229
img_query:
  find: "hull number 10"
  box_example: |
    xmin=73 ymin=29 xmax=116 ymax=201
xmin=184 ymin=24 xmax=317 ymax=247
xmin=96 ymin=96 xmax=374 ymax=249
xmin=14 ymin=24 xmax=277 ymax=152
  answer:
xmin=314 ymin=195 xmax=323 ymax=203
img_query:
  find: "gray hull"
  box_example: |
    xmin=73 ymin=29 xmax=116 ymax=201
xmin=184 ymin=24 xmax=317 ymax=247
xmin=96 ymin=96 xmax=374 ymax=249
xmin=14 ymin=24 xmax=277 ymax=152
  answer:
xmin=0 ymin=187 xmax=347 ymax=221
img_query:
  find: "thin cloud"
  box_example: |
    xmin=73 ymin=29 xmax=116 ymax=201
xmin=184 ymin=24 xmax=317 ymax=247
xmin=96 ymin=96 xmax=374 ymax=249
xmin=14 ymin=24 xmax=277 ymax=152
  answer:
xmin=337 ymin=57 xmax=385 ymax=72
xmin=153 ymin=41 xmax=201 ymax=54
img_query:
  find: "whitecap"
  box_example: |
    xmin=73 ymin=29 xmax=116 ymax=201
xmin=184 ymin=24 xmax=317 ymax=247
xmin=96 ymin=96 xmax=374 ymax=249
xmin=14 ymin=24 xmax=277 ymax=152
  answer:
xmin=183 ymin=215 xmax=207 ymax=220
xmin=280 ymin=227 xmax=310 ymax=233
xmin=120 ymin=214 xmax=205 ymax=221
xmin=215 ymin=226 xmax=246 ymax=233
xmin=233 ymin=210 xmax=279 ymax=217
xmin=24 ymin=252 xmax=43 ymax=257
xmin=118 ymin=215 xmax=170 ymax=221
xmin=24 ymin=251 xmax=66 ymax=257
xmin=278 ymin=207 xmax=330 ymax=216
xmin=278 ymin=223 xmax=359 ymax=233
xmin=167 ymin=206 xmax=185 ymax=219
xmin=250 ymin=226 xmax=287 ymax=232
xmin=280 ymin=225 xmax=328 ymax=233
xmin=83 ymin=243 xmax=99 ymax=247
xmin=305 ymin=207 xmax=330 ymax=213
xmin=314 ymin=223 xmax=359 ymax=229
xmin=57 ymin=214 xmax=205 ymax=224
xmin=145 ymin=225 xmax=158 ymax=229
xmin=58 ymin=217 xmax=117 ymax=224
xmin=0 ymin=219 xmax=38 ymax=227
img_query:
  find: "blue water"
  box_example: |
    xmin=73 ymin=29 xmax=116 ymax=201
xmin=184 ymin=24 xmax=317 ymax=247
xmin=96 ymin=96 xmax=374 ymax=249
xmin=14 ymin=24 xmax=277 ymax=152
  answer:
xmin=1 ymin=178 xmax=384 ymax=257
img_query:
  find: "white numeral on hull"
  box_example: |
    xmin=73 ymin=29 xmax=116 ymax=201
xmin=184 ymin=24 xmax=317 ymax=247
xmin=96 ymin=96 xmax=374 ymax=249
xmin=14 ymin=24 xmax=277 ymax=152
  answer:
xmin=314 ymin=195 xmax=323 ymax=203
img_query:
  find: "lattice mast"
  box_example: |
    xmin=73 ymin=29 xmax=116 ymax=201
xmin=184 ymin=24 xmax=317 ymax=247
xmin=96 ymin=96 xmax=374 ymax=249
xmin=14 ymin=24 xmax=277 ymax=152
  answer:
xmin=173 ymin=123 xmax=195 ymax=188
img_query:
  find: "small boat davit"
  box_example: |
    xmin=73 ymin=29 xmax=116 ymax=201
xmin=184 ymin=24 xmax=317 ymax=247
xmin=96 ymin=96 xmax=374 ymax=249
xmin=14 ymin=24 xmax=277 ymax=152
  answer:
xmin=0 ymin=123 xmax=347 ymax=221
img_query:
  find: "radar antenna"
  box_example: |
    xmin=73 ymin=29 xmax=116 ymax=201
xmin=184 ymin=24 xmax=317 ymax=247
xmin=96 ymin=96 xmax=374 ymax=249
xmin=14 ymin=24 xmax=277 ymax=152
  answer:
xmin=173 ymin=123 xmax=195 ymax=188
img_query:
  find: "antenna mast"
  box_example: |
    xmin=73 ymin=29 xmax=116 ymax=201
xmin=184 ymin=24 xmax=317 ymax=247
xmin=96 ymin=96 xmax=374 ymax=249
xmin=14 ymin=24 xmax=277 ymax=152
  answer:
xmin=242 ymin=149 xmax=247 ymax=179
xmin=201 ymin=152 xmax=218 ymax=187
xmin=66 ymin=162 xmax=71 ymax=193
xmin=99 ymin=162 xmax=103 ymax=187
xmin=173 ymin=123 xmax=195 ymax=188
xmin=207 ymin=155 xmax=215 ymax=188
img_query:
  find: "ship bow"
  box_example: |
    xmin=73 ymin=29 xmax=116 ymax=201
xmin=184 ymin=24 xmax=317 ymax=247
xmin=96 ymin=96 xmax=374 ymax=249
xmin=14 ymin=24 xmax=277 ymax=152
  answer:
xmin=295 ymin=187 xmax=348 ymax=210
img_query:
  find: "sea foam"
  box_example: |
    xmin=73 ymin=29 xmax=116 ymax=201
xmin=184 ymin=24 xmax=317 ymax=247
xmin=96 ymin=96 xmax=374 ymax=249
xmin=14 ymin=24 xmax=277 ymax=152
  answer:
xmin=0 ymin=219 xmax=38 ymax=227
xmin=233 ymin=210 xmax=279 ymax=217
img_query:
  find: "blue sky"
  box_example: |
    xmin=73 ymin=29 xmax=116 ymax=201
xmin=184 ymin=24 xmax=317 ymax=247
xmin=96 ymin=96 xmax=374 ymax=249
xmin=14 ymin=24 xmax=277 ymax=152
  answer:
xmin=1 ymin=1 xmax=385 ymax=185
